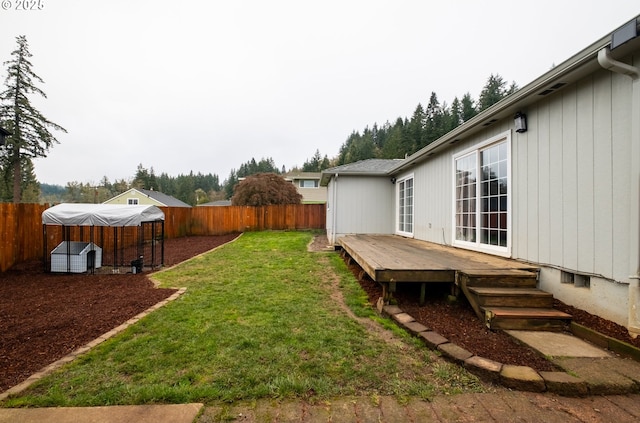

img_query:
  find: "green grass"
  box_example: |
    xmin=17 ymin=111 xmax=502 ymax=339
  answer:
xmin=4 ymin=231 xmax=483 ymax=407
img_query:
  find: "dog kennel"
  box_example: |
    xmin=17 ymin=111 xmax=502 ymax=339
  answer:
xmin=42 ymin=203 xmax=165 ymax=273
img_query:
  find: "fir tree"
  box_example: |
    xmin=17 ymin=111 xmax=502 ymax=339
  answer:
xmin=478 ymin=74 xmax=518 ymax=112
xmin=0 ymin=35 xmax=66 ymax=202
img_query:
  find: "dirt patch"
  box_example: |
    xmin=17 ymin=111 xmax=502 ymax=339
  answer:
xmin=0 ymin=233 xmax=240 ymax=393
xmin=307 ymin=233 xmax=333 ymax=252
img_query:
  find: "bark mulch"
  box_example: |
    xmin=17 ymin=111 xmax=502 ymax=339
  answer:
xmin=0 ymin=233 xmax=240 ymax=392
xmin=351 ymin=264 xmax=640 ymax=372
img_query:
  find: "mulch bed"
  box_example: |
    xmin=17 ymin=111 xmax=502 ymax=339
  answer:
xmin=348 ymin=261 xmax=640 ymax=372
xmin=0 ymin=233 xmax=240 ymax=393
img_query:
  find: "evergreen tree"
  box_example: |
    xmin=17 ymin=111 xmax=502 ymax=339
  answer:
xmin=302 ymin=149 xmax=323 ymax=172
xmin=0 ymin=35 xmax=66 ymax=202
xmin=424 ymin=92 xmax=445 ymax=147
xmin=478 ymin=74 xmax=518 ymax=112
xmin=0 ymin=154 xmax=38 ymax=202
xmin=18 ymin=157 xmax=39 ymax=202
xmin=378 ymin=118 xmax=404 ymax=159
xmin=224 ymin=169 xmax=238 ymax=199
xmin=408 ymin=104 xmax=425 ymax=152
xmin=461 ymin=93 xmax=477 ymax=122
xmin=448 ymin=97 xmax=463 ymax=130
xmin=133 ymin=163 xmax=150 ymax=189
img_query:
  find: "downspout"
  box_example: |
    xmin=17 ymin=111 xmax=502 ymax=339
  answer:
xmin=330 ymin=173 xmax=338 ymax=245
xmin=597 ymin=47 xmax=640 ymax=79
xmin=598 ymin=46 xmax=640 ymax=336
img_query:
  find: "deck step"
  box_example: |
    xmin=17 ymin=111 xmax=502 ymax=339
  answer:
xmin=468 ymin=287 xmax=554 ymax=308
xmin=458 ymin=269 xmax=538 ymax=288
xmin=483 ymin=307 xmax=572 ymax=331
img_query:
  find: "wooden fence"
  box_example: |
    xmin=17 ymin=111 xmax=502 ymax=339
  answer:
xmin=0 ymin=203 xmax=326 ymax=272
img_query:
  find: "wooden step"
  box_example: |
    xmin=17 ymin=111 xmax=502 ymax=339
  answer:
xmin=458 ymin=269 xmax=538 ymax=288
xmin=468 ymin=287 xmax=554 ymax=308
xmin=483 ymin=307 xmax=572 ymax=331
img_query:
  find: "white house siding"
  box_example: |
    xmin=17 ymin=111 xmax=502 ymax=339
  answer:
xmin=406 ymin=156 xmax=454 ymax=244
xmin=511 ymin=68 xmax=633 ymax=282
xmin=403 ymin=67 xmax=637 ymax=326
xmin=326 ymin=176 xmax=394 ymax=244
xmin=497 ymin=69 xmax=636 ymax=325
xmin=410 ymin=124 xmax=512 ymax=245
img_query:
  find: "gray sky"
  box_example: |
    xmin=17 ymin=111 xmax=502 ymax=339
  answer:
xmin=1 ymin=1 xmax=638 ymax=186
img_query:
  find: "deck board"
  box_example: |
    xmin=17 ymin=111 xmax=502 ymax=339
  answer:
xmin=339 ymin=234 xmax=537 ymax=283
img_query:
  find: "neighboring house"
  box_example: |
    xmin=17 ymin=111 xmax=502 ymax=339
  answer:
xmin=283 ymin=172 xmax=327 ymax=203
xmin=104 ymin=188 xmax=191 ymax=207
xmin=321 ymin=16 xmax=640 ymax=334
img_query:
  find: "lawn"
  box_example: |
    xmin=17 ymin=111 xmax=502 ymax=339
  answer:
xmin=4 ymin=231 xmax=483 ymax=406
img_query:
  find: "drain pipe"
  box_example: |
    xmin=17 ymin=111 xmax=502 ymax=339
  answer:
xmin=597 ymin=47 xmax=640 ymax=79
xmin=330 ymin=173 xmax=338 ymax=245
xmin=598 ymin=46 xmax=640 ymax=336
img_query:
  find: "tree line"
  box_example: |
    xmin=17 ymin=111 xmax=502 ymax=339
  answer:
xmin=39 ymin=74 xmax=518 ymax=206
xmin=2 ymin=35 xmax=518 ymax=205
xmin=337 ymin=75 xmax=517 ymax=165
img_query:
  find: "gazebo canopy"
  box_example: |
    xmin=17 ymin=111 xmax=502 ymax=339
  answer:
xmin=42 ymin=203 xmax=165 ymax=227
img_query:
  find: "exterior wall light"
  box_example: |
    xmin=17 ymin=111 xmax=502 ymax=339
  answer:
xmin=514 ymin=112 xmax=527 ymax=133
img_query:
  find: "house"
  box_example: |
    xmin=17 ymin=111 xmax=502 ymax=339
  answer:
xmin=104 ymin=188 xmax=191 ymax=207
xmin=321 ymin=16 xmax=640 ymax=334
xmin=283 ymin=172 xmax=327 ymax=203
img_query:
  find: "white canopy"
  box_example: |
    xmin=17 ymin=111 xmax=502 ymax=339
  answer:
xmin=42 ymin=203 xmax=165 ymax=227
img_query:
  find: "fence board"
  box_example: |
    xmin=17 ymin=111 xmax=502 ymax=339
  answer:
xmin=0 ymin=203 xmax=325 ymax=272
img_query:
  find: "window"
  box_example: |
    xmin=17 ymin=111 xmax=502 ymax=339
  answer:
xmin=397 ymin=175 xmax=414 ymax=236
xmin=454 ymin=132 xmax=510 ymax=253
xmin=299 ymin=179 xmax=319 ymax=188
xmin=127 ymin=198 xmax=139 ymax=205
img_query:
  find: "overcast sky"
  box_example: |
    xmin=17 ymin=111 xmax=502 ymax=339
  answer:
xmin=1 ymin=1 xmax=638 ymax=186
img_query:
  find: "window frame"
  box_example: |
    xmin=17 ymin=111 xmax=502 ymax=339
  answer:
xmin=127 ymin=198 xmax=139 ymax=205
xmin=396 ymin=173 xmax=415 ymax=237
xmin=452 ymin=131 xmax=511 ymax=256
xmin=299 ymin=179 xmax=319 ymax=188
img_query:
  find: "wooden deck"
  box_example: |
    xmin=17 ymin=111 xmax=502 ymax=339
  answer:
xmin=338 ymin=234 xmax=537 ymax=284
xmin=339 ymin=235 xmax=571 ymax=330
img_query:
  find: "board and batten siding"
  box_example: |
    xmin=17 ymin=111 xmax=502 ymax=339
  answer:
xmin=407 ymin=68 xmax=635 ymax=326
xmin=511 ymin=68 xmax=633 ymax=285
xmin=408 ymin=67 xmax=634 ymax=289
xmin=327 ymin=176 xmax=394 ymax=244
xmin=409 ymin=123 xmax=512 ymax=246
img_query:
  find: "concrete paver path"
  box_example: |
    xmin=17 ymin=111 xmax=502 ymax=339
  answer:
xmin=197 ymin=392 xmax=640 ymax=422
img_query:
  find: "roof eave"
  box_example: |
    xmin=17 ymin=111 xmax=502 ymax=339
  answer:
xmin=320 ymin=171 xmax=392 ymax=186
xmin=391 ymin=17 xmax=640 ymax=174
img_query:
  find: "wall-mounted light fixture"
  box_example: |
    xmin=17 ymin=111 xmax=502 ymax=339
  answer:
xmin=514 ymin=112 xmax=527 ymax=133
xmin=390 ymin=177 xmax=396 ymax=184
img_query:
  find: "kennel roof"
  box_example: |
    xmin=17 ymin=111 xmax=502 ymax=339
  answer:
xmin=42 ymin=203 xmax=165 ymax=227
